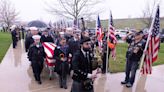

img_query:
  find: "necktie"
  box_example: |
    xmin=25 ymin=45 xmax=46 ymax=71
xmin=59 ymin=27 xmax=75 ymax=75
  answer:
xmin=86 ymin=52 xmax=91 ymax=72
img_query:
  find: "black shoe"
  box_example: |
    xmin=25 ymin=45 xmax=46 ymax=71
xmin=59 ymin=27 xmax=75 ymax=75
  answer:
xmin=63 ymin=85 xmax=67 ymax=89
xmin=38 ymin=81 xmax=42 ymax=84
xmin=121 ymin=81 xmax=128 ymax=85
xmin=60 ymin=85 xmax=63 ymax=88
xmin=126 ymin=82 xmax=133 ymax=88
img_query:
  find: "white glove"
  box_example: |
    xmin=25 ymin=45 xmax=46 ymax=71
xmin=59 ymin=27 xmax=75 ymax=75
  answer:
xmin=87 ymin=73 xmax=97 ymax=79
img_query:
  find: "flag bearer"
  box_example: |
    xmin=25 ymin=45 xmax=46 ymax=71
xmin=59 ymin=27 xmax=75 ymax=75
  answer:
xmin=121 ymin=31 xmax=146 ymax=88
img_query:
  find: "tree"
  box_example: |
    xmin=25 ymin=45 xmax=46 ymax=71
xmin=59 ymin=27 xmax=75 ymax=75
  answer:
xmin=141 ymin=0 xmax=158 ymax=28
xmin=45 ymin=0 xmax=102 ymax=22
xmin=0 ymin=0 xmax=18 ymax=32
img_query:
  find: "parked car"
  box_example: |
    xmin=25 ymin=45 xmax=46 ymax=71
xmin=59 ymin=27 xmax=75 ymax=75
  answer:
xmin=88 ymin=29 xmax=95 ymax=36
xmin=115 ymin=29 xmax=128 ymax=39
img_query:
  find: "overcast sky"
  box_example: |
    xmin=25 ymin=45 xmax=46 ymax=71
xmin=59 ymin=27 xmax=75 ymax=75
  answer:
xmin=11 ymin=0 xmax=164 ymax=22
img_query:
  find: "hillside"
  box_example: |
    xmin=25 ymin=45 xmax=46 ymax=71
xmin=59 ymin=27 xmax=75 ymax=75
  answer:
xmin=86 ymin=17 xmax=164 ymax=30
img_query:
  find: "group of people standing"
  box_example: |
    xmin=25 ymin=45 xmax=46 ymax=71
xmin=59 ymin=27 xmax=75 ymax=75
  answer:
xmin=10 ymin=24 xmax=146 ymax=91
xmin=24 ymin=26 xmax=103 ymax=92
xmin=10 ymin=25 xmax=25 ymax=48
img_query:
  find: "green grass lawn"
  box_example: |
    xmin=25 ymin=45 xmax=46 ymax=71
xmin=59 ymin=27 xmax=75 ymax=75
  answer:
xmin=0 ymin=32 xmax=12 ymax=62
xmin=109 ymin=43 xmax=164 ymax=73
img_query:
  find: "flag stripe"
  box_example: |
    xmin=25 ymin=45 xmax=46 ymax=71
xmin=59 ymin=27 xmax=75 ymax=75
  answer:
xmin=109 ymin=12 xmax=117 ymax=60
xmin=142 ymin=6 xmax=160 ymax=74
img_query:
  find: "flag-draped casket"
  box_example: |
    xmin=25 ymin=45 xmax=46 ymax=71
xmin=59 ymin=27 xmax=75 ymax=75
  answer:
xmin=42 ymin=42 xmax=56 ymax=66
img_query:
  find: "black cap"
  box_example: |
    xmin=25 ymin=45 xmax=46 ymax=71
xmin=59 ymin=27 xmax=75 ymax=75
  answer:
xmin=135 ymin=31 xmax=143 ymax=36
xmin=80 ymin=37 xmax=91 ymax=44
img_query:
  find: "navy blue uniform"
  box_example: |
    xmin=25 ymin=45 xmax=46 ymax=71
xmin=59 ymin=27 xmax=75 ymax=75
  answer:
xmin=11 ymin=30 xmax=17 ymax=48
xmin=41 ymin=35 xmax=54 ymax=43
xmin=28 ymin=44 xmax=46 ymax=83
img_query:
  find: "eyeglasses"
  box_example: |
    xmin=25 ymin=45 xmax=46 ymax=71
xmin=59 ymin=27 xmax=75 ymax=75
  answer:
xmin=84 ymin=42 xmax=91 ymax=45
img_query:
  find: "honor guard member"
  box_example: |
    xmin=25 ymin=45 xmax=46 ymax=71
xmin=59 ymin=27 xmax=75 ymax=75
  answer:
xmin=28 ymin=35 xmax=46 ymax=84
xmin=41 ymin=28 xmax=54 ymax=43
xmin=55 ymin=37 xmax=69 ymax=89
xmin=11 ymin=25 xmax=17 ymax=48
xmin=121 ymin=31 xmax=146 ymax=88
xmin=71 ymin=37 xmax=98 ymax=92
xmin=68 ymin=33 xmax=81 ymax=74
xmin=102 ymin=35 xmax=115 ymax=73
xmin=25 ymin=27 xmax=38 ymax=52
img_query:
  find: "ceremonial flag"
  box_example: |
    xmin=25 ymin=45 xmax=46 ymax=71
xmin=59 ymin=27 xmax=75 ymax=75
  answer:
xmin=141 ymin=5 xmax=160 ymax=74
xmin=109 ymin=11 xmax=117 ymax=60
xmin=96 ymin=15 xmax=103 ymax=48
xmin=42 ymin=42 xmax=56 ymax=66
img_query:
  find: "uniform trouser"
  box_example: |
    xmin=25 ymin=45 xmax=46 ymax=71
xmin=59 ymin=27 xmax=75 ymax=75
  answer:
xmin=102 ymin=53 xmax=110 ymax=73
xmin=31 ymin=61 xmax=43 ymax=81
xmin=59 ymin=62 xmax=68 ymax=87
xmin=125 ymin=59 xmax=139 ymax=85
xmin=59 ymin=75 xmax=67 ymax=87
xmin=71 ymin=81 xmax=94 ymax=92
xmin=12 ymin=39 xmax=17 ymax=48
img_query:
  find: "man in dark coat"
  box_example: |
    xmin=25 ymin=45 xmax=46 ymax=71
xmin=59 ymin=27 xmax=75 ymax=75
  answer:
xmin=67 ymin=33 xmax=81 ymax=74
xmin=41 ymin=29 xmax=54 ymax=43
xmin=55 ymin=37 xmax=69 ymax=89
xmin=28 ymin=35 xmax=46 ymax=84
xmin=71 ymin=37 xmax=99 ymax=92
xmin=68 ymin=33 xmax=80 ymax=56
xmin=25 ymin=27 xmax=38 ymax=52
xmin=21 ymin=26 xmax=25 ymax=39
xmin=11 ymin=25 xmax=17 ymax=48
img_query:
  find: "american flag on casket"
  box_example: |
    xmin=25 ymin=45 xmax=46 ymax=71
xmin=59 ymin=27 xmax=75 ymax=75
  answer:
xmin=42 ymin=42 xmax=56 ymax=66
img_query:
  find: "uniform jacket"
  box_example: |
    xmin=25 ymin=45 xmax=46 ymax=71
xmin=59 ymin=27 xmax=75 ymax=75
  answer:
xmin=72 ymin=49 xmax=93 ymax=82
xmin=25 ymin=36 xmax=34 ymax=52
xmin=11 ymin=30 xmax=17 ymax=40
xmin=41 ymin=35 xmax=54 ymax=43
xmin=54 ymin=47 xmax=69 ymax=75
xmin=28 ymin=44 xmax=46 ymax=63
xmin=68 ymin=38 xmax=80 ymax=55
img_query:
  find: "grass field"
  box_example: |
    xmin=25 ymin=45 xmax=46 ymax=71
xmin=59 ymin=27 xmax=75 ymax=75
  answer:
xmin=87 ymin=17 xmax=164 ymax=30
xmin=109 ymin=43 xmax=164 ymax=73
xmin=0 ymin=32 xmax=12 ymax=62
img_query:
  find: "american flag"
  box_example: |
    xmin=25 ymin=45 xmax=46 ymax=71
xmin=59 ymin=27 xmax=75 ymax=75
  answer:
xmin=42 ymin=42 xmax=56 ymax=66
xmin=109 ymin=12 xmax=117 ymax=60
xmin=96 ymin=15 xmax=103 ymax=48
xmin=141 ymin=6 xmax=160 ymax=74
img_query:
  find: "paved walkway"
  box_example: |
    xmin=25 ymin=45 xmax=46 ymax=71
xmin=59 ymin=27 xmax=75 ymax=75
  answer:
xmin=0 ymin=40 xmax=164 ymax=92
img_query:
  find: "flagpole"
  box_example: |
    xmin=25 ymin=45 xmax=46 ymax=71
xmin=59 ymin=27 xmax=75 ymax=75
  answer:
xmin=105 ymin=11 xmax=111 ymax=74
xmin=138 ymin=5 xmax=159 ymax=77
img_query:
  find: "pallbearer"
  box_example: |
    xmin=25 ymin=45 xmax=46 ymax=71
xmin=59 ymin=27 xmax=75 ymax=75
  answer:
xmin=28 ymin=35 xmax=46 ymax=84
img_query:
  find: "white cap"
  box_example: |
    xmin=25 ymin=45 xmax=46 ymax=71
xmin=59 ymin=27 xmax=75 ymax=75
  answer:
xmin=59 ymin=32 xmax=64 ymax=35
xmin=66 ymin=27 xmax=73 ymax=31
xmin=10 ymin=25 xmax=16 ymax=30
xmin=30 ymin=27 xmax=38 ymax=31
xmin=32 ymin=35 xmax=41 ymax=40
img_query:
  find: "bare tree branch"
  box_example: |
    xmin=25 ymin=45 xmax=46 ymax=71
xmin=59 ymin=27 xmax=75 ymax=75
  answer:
xmin=0 ymin=0 xmax=19 ymax=31
xmin=45 ymin=0 xmax=102 ymax=21
xmin=141 ymin=0 xmax=158 ymax=28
